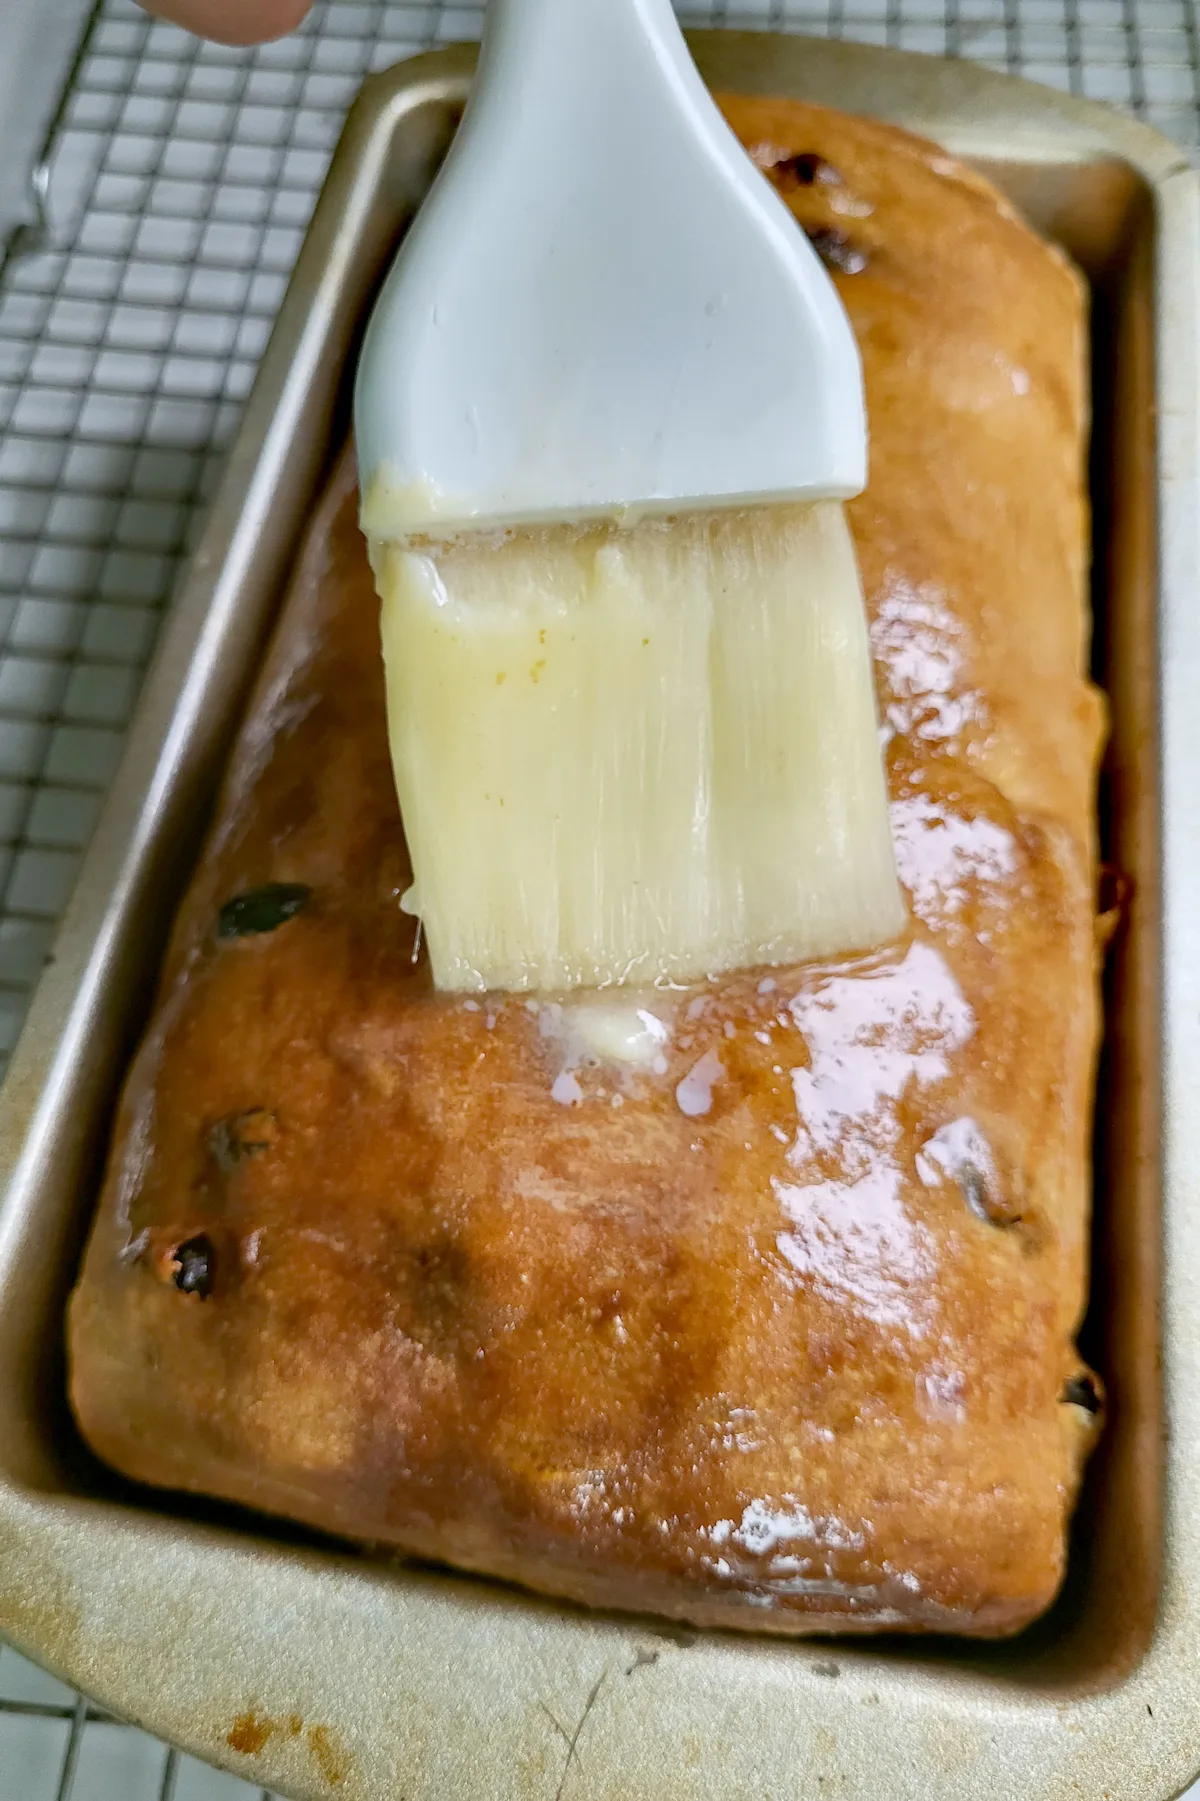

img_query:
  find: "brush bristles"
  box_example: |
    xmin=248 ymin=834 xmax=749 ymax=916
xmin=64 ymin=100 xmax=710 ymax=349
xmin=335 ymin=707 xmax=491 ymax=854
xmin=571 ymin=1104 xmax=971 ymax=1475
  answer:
xmin=374 ymin=501 xmax=904 ymax=994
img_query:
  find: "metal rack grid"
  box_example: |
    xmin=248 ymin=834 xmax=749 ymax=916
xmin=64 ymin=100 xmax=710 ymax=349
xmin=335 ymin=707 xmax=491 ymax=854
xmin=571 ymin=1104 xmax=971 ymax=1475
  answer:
xmin=0 ymin=0 xmax=1196 ymax=1795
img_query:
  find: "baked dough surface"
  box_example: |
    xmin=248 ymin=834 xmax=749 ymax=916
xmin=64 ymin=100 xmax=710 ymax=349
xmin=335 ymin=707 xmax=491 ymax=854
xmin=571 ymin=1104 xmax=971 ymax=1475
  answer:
xmin=68 ymin=98 xmax=1105 ymax=1636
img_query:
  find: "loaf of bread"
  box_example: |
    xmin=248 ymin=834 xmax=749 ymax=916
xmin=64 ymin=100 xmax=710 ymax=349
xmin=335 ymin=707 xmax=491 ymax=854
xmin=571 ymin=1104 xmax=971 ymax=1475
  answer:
xmin=68 ymin=97 xmax=1105 ymax=1636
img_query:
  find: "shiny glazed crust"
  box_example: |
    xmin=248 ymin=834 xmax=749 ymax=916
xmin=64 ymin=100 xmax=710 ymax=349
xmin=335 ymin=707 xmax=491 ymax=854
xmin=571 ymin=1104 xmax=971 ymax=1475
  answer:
xmin=68 ymin=99 xmax=1105 ymax=1637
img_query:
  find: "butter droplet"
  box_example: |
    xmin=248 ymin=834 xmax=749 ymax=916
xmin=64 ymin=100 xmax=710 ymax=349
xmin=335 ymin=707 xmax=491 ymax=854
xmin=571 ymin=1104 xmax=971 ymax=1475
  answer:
xmin=676 ymin=1050 xmax=724 ymax=1118
xmin=551 ymin=1071 xmax=583 ymax=1107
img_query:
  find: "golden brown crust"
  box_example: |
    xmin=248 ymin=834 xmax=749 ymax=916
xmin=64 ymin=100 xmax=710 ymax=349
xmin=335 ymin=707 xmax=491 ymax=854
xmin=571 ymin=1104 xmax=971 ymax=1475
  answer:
xmin=67 ymin=99 xmax=1105 ymax=1636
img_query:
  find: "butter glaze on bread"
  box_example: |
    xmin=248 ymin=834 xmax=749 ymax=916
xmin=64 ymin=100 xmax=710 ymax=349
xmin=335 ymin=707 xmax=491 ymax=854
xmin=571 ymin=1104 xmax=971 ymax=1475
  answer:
xmin=68 ymin=99 xmax=1105 ymax=1636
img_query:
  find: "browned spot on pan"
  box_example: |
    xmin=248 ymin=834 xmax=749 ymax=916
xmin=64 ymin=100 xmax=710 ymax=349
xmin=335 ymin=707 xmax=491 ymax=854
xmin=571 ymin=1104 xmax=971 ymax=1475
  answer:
xmin=226 ymin=1708 xmax=275 ymax=1755
xmin=308 ymin=1722 xmax=351 ymax=1785
xmin=226 ymin=1710 xmax=350 ymax=1788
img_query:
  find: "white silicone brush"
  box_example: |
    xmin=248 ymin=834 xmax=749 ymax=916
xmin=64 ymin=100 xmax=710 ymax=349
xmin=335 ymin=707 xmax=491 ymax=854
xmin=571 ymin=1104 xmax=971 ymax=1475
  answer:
xmin=355 ymin=0 xmax=867 ymax=536
xmin=355 ymin=0 xmax=904 ymax=996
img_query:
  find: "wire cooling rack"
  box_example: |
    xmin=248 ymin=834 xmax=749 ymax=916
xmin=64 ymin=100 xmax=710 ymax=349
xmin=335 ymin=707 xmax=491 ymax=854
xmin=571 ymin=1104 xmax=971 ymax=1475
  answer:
xmin=0 ymin=0 xmax=1197 ymax=1796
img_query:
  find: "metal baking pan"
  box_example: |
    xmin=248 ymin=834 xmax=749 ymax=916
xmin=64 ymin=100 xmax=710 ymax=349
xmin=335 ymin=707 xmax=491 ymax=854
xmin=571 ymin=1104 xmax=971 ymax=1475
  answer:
xmin=0 ymin=32 xmax=1195 ymax=1801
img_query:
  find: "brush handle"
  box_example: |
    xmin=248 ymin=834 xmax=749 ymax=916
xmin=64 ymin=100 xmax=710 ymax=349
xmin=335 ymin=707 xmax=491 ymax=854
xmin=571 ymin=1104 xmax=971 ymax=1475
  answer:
xmin=469 ymin=0 xmax=719 ymax=144
xmin=478 ymin=0 xmax=694 ymax=82
xmin=355 ymin=0 xmax=867 ymax=534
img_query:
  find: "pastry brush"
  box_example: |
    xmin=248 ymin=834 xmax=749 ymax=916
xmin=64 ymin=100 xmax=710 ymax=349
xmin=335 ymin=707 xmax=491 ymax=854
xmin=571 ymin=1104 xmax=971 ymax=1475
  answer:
xmin=355 ymin=0 xmax=904 ymax=994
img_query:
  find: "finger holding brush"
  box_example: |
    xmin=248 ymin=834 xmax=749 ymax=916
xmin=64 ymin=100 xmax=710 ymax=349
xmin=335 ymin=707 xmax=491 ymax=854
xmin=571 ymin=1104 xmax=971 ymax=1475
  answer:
xmin=136 ymin=0 xmax=312 ymax=45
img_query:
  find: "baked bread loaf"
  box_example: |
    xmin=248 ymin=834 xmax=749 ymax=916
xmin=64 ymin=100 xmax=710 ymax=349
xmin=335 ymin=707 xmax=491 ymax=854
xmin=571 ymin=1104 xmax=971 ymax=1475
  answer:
xmin=68 ymin=97 xmax=1105 ymax=1636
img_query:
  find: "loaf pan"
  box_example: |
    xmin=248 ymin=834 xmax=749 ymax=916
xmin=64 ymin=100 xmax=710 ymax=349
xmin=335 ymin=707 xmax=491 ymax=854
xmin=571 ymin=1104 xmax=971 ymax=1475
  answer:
xmin=0 ymin=34 xmax=1195 ymax=1801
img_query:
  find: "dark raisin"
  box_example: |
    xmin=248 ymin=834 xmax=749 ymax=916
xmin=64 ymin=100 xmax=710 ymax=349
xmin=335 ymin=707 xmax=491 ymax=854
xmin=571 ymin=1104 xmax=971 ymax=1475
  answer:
xmin=1097 ymin=864 xmax=1131 ymax=952
xmin=805 ymin=226 xmax=868 ymax=275
xmin=788 ymin=153 xmax=841 ymax=186
xmin=209 ymin=1108 xmax=278 ymax=1173
xmin=957 ymin=1163 xmax=989 ymax=1221
xmin=401 ymin=1236 xmax=472 ymax=1355
xmin=757 ymin=148 xmax=842 ymax=187
xmin=173 ymin=1234 xmax=215 ymax=1299
xmin=1061 ymin=1374 xmax=1102 ymax=1414
xmin=217 ymin=883 xmax=311 ymax=940
xmin=958 ymin=1163 xmax=1012 ymax=1224
xmin=956 ymin=1162 xmax=1023 ymax=1228
xmin=1098 ymin=863 xmax=1130 ymax=916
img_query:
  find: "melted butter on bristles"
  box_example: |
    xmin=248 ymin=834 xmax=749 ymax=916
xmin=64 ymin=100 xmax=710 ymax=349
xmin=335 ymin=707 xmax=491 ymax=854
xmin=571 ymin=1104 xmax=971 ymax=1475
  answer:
xmin=371 ymin=501 xmax=904 ymax=995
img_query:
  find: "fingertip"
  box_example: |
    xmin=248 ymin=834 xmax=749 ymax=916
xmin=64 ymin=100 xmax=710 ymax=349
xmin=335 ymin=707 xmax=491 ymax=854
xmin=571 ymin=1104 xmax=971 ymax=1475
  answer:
xmin=139 ymin=0 xmax=314 ymax=47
